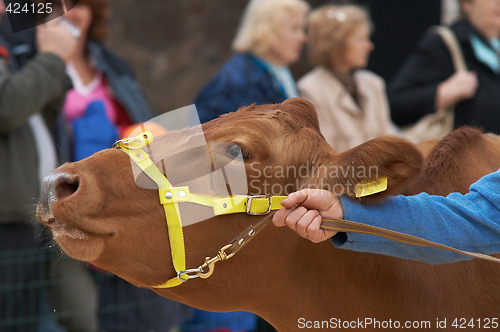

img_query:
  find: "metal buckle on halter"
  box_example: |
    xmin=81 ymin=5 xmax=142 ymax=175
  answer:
xmin=112 ymin=137 xmax=143 ymax=149
xmin=177 ymin=268 xmax=203 ymax=282
xmin=112 ymin=138 xmax=131 ymax=149
xmin=113 ymin=132 xmax=152 ymax=150
xmin=246 ymin=195 xmax=272 ymax=215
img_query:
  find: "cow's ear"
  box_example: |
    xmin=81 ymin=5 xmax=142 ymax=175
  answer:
xmin=279 ymin=98 xmax=321 ymax=132
xmin=334 ymin=136 xmax=424 ymax=201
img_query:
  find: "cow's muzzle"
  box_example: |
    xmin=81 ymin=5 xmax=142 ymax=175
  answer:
xmin=37 ymin=172 xmax=80 ymax=223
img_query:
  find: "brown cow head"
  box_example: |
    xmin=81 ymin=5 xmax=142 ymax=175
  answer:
xmin=204 ymin=98 xmax=424 ymax=199
xmin=37 ymin=98 xmax=424 ymax=294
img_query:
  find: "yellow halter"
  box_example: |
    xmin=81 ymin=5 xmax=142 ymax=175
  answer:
xmin=114 ymin=132 xmax=286 ymax=288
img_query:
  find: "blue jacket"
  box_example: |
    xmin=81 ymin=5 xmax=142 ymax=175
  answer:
xmin=194 ymin=53 xmax=287 ymax=123
xmin=334 ymin=169 xmax=500 ymax=264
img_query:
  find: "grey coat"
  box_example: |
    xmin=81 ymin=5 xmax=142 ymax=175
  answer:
xmin=0 ymin=52 xmax=71 ymax=223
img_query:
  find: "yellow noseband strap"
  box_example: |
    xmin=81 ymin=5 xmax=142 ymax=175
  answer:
xmin=114 ymin=132 xmax=286 ymax=288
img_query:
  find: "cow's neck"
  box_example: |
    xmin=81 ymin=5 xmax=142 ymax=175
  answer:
xmin=151 ymin=218 xmax=395 ymax=330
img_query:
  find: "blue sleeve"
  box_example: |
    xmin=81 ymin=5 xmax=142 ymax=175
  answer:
xmin=332 ymin=169 xmax=500 ymax=264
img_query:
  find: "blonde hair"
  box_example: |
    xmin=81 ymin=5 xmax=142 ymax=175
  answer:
xmin=232 ymin=0 xmax=309 ymax=57
xmin=307 ymin=5 xmax=372 ymax=68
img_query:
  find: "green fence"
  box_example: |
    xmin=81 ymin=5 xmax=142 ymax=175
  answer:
xmin=0 ymin=246 xmax=190 ymax=332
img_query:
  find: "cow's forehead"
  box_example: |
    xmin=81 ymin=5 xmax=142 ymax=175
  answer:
xmin=206 ymin=111 xmax=319 ymax=143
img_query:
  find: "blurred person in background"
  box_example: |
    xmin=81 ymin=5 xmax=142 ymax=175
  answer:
xmin=389 ymin=0 xmax=500 ymax=135
xmin=38 ymin=0 xmax=194 ymax=331
xmin=0 ymin=1 xmax=77 ymax=330
xmin=298 ymin=4 xmax=398 ymax=153
xmin=53 ymin=0 xmax=152 ymax=161
xmin=194 ymin=0 xmax=309 ymax=124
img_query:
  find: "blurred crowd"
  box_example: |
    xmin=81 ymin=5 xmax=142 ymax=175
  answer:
xmin=1 ymin=0 xmax=499 ymax=331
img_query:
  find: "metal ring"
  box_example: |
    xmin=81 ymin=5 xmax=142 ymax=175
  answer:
xmin=177 ymin=268 xmax=203 ymax=282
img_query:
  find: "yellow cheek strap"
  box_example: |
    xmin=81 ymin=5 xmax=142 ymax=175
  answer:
xmin=115 ymin=132 xmax=188 ymax=287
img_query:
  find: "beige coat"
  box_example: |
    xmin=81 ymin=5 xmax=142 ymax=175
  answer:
xmin=298 ymin=66 xmax=399 ymax=152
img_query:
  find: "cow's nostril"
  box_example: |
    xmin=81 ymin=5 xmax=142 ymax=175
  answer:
xmin=54 ymin=174 xmax=80 ymax=200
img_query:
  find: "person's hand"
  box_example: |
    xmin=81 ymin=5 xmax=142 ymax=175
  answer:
xmin=436 ymin=71 xmax=478 ymax=109
xmin=37 ymin=18 xmax=78 ymax=62
xmin=272 ymin=189 xmax=343 ymax=243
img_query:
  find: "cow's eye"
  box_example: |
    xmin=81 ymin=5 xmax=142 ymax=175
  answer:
xmin=226 ymin=144 xmax=250 ymax=160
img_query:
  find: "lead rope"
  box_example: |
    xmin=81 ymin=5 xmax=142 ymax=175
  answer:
xmin=174 ymin=211 xmax=500 ymax=285
xmin=214 ymin=215 xmax=500 ymax=268
xmin=320 ymin=218 xmax=500 ymax=263
xmin=188 ymin=212 xmax=500 ymax=283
